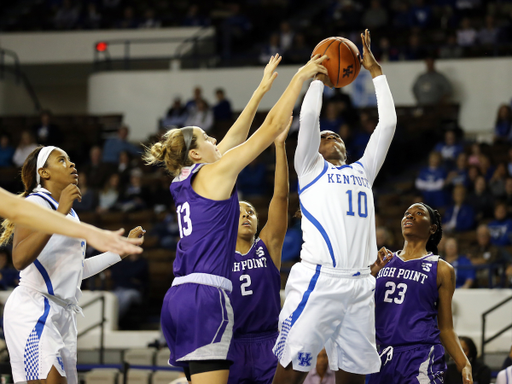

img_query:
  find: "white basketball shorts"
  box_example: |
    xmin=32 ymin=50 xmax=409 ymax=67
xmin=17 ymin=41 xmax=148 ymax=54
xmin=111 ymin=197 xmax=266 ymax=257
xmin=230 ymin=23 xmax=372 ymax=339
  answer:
xmin=273 ymin=261 xmax=381 ymax=374
xmin=3 ymin=286 xmax=78 ymax=384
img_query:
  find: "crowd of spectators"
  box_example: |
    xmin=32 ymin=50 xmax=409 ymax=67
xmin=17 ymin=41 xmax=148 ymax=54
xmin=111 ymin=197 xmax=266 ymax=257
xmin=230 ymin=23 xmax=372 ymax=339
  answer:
xmin=1 ymin=0 xmax=512 ymax=65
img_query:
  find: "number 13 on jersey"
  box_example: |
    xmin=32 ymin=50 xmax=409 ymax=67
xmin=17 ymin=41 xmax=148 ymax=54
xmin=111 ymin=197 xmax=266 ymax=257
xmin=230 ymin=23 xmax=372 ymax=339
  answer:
xmin=177 ymin=202 xmax=193 ymax=237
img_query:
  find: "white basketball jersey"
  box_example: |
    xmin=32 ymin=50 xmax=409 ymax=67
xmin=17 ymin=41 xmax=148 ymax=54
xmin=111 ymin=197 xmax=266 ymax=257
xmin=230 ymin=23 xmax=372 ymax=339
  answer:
xmin=19 ymin=192 xmax=86 ymax=304
xmin=295 ymin=76 xmax=396 ymax=269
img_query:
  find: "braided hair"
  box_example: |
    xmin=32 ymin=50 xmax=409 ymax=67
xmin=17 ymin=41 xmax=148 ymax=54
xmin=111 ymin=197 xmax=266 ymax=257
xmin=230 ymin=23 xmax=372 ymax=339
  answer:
xmin=419 ymin=202 xmax=443 ymax=255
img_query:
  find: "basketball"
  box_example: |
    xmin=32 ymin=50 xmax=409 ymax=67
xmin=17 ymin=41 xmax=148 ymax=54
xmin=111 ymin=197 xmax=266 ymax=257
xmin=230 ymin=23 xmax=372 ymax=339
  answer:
xmin=311 ymin=37 xmax=361 ymax=88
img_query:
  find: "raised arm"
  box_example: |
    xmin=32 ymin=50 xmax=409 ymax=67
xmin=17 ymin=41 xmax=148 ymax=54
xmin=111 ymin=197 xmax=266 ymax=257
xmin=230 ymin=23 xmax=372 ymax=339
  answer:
xmin=437 ymin=260 xmax=473 ymax=384
xmin=217 ymin=55 xmax=282 ymax=154
xmin=294 ymin=79 xmax=324 ymax=177
xmin=259 ymin=122 xmax=291 ymax=270
xmin=358 ymin=29 xmax=397 ymax=185
xmin=0 ymin=188 xmax=142 ymax=261
xmin=193 ymin=55 xmax=328 ymax=201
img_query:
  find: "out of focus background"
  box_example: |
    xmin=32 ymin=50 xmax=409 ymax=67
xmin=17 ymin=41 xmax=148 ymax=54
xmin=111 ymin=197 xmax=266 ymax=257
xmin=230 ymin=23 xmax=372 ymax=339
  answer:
xmin=0 ymin=0 xmax=512 ymax=382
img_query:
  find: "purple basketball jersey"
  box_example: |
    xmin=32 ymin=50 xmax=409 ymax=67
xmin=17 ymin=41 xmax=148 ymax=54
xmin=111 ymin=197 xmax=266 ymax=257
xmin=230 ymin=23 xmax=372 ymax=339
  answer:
xmin=230 ymin=238 xmax=281 ymax=336
xmin=374 ymin=253 xmax=441 ymax=348
xmin=170 ymin=164 xmax=239 ymax=278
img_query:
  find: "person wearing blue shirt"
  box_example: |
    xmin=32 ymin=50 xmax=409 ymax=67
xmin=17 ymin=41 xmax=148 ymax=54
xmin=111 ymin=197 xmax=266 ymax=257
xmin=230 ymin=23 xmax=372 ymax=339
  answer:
xmin=415 ymin=151 xmax=448 ymax=208
xmin=488 ymin=202 xmax=512 ymax=246
xmin=434 ymin=130 xmax=464 ymax=168
xmin=102 ymin=125 xmax=141 ymax=164
xmin=443 ymin=185 xmax=475 ymax=232
xmin=443 ymin=237 xmax=475 ymax=289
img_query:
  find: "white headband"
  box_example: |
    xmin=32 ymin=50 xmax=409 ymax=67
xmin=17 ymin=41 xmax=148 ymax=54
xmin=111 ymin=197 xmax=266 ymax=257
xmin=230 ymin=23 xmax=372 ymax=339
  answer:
xmin=35 ymin=146 xmax=57 ymax=187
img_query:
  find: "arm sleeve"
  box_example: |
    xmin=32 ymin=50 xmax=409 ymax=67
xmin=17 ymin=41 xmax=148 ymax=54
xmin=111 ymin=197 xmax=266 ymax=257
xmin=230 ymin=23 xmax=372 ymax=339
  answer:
xmin=359 ymin=75 xmax=397 ymax=185
xmin=294 ymin=80 xmax=325 ymax=177
xmin=82 ymin=251 xmax=122 ymax=280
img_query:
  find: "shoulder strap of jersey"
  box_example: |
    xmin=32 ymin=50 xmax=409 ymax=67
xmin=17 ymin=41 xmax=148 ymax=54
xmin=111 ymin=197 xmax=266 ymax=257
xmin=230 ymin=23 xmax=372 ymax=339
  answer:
xmin=27 ymin=193 xmax=58 ymax=211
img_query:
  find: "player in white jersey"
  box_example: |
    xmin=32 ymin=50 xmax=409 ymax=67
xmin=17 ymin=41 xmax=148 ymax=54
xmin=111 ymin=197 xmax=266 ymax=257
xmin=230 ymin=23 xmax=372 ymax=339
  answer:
xmin=0 ymin=187 xmax=143 ymax=255
xmin=272 ymin=30 xmax=397 ymax=384
xmin=0 ymin=146 xmax=145 ymax=384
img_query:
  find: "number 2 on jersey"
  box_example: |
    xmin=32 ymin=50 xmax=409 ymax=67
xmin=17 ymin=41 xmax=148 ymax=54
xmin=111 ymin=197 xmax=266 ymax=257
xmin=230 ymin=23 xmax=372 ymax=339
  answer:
xmin=346 ymin=190 xmax=368 ymax=218
xmin=240 ymin=274 xmax=253 ymax=296
xmin=176 ymin=202 xmax=193 ymax=237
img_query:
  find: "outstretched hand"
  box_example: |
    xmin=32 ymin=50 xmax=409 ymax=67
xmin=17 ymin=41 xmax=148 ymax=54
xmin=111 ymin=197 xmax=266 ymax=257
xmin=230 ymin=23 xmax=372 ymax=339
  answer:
xmin=86 ymin=227 xmax=143 ymax=256
xmin=119 ymin=226 xmax=146 ymax=258
xmin=297 ymin=54 xmax=329 ymax=81
xmin=258 ymin=54 xmax=282 ymax=93
xmin=360 ymin=29 xmax=383 ymax=78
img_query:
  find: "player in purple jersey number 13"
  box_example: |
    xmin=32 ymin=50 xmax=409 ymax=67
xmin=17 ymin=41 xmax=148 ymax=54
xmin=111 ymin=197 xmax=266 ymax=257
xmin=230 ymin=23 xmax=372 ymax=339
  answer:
xmin=370 ymin=203 xmax=472 ymax=384
xmin=228 ymin=121 xmax=291 ymax=384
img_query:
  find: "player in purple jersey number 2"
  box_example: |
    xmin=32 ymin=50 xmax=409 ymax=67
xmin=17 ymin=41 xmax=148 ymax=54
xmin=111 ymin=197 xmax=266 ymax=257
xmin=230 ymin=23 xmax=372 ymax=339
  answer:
xmin=228 ymin=122 xmax=291 ymax=384
xmin=145 ymin=55 xmax=328 ymax=384
xmin=370 ymin=203 xmax=472 ymax=384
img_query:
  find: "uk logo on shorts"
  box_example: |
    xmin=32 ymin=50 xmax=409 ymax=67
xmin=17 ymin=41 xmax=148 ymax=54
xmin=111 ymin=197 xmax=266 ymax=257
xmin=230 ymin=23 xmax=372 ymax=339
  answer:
xmin=298 ymin=352 xmax=312 ymax=367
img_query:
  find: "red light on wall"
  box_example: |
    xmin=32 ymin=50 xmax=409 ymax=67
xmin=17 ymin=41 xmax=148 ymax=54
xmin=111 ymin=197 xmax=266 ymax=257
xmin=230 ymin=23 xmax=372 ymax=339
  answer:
xmin=96 ymin=42 xmax=108 ymax=52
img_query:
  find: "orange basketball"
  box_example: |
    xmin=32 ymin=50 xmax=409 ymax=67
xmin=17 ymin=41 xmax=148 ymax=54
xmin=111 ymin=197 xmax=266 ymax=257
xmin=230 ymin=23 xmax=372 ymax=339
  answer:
xmin=311 ymin=37 xmax=361 ymax=88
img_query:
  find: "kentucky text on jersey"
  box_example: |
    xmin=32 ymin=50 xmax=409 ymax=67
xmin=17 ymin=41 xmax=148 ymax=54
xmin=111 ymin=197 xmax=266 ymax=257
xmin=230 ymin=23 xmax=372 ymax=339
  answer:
xmin=327 ymin=173 xmax=371 ymax=188
xmin=376 ymin=265 xmax=431 ymax=284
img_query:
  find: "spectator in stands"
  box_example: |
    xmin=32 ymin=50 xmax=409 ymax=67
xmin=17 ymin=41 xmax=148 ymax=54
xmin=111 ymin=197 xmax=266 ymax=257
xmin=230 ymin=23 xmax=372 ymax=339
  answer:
xmin=102 ymin=125 xmax=140 ymax=164
xmin=213 ymin=88 xmax=233 ymax=122
xmin=446 ymin=153 xmax=469 ymax=188
xmin=351 ymin=114 xmax=375 ymax=160
xmin=97 ymin=173 xmax=121 ymax=213
xmin=504 ymin=177 xmax=512 ymax=215
xmin=468 ymin=142 xmax=482 ymax=166
xmin=32 ymin=110 xmax=60 ymax=146
xmin=303 ymin=348 xmax=335 ymax=384
xmin=439 ymin=33 xmax=464 ymax=59
xmin=185 ymin=86 xmax=204 ymax=112
xmin=402 ymin=33 xmax=426 ymax=61
xmin=185 ymin=98 xmax=214 ymax=132
xmin=150 ymin=210 xmax=180 ymax=250
xmin=53 ymin=0 xmax=80 ymax=29
xmin=412 ymin=56 xmax=453 ymax=106
xmin=259 ymin=33 xmax=282 ymax=64
xmin=415 ymin=151 xmax=448 ymax=208
xmin=13 ymin=131 xmax=38 ymax=168
xmin=82 ymin=145 xmax=111 ymax=189
xmin=320 ymin=102 xmax=344 ymax=133
xmin=281 ymin=216 xmax=302 ymax=262
xmin=490 ymin=163 xmax=507 ymax=197
xmin=82 ymin=3 xmax=102 ymax=29
xmin=116 ymin=6 xmax=137 ymax=29
xmin=467 ymin=176 xmax=494 ymax=221
xmin=494 ymin=104 xmax=512 ymax=143
xmin=106 ymin=251 xmax=149 ymax=321
xmin=279 ymin=21 xmax=295 ymax=52
xmin=0 ymin=133 xmax=15 ymax=167
xmin=434 ymin=130 xmax=464 ymax=168
xmin=182 ymin=4 xmax=210 ymax=27
xmin=457 ymin=17 xmax=478 ymax=47
xmin=443 ymin=185 xmax=475 ymax=232
xmin=409 ymin=0 xmax=432 ymax=28
xmin=286 ymin=33 xmax=312 ymax=65
xmin=73 ymin=172 xmax=97 ymax=213
xmin=0 ymin=248 xmax=18 ymax=290
xmin=374 ymin=36 xmax=400 ymax=62
xmin=445 ymin=336 xmax=491 ymax=384
xmin=392 ymin=0 xmax=412 ymax=30
xmin=478 ymin=154 xmax=494 ymax=181
xmin=139 ymin=8 xmax=161 ymax=29
xmin=164 ymin=97 xmax=188 ymax=128
xmin=118 ymin=168 xmax=152 ymax=213
xmin=478 ymin=15 xmax=499 ymax=46
xmin=117 ymin=150 xmax=133 ymax=188
xmin=488 ymin=201 xmax=512 ymax=246
xmin=442 ymin=237 xmax=474 ymax=289
xmin=361 ymin=0 xmax=389 ymax=30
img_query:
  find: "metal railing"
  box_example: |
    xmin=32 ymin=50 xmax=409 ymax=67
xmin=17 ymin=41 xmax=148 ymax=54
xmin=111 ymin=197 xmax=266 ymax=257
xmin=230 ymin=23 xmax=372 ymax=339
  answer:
xmin=93 ymin=27 xmax=215 ymax=71
xmin=481 ymin=294 xmax=512 ymax=360
xmin=0 ymin=48 xmax=41 ymax=112
xmin=77 ymin=295 xmax=107 ymax=364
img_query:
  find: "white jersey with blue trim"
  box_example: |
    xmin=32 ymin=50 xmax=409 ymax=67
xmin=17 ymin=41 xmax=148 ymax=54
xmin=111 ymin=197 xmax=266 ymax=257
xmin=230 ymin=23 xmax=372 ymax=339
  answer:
xmin=18 ymin=192 xmax=86 ymax=304
xmin=295 ymin=76 xmax=396 ymax=269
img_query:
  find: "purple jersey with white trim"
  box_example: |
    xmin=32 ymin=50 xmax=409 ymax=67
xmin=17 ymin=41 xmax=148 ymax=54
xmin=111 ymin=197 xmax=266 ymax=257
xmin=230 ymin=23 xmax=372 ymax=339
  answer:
xmin=230 ymin=238 xmax=281 ymax=337
xmin=374 ymin=253 xmax=441 ymax=348
xmin=169 ymin=164 xmax=239 ymax=278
